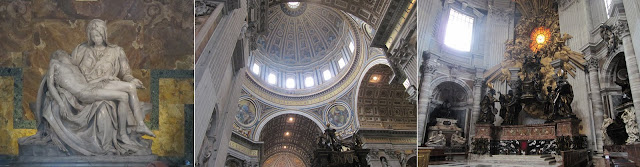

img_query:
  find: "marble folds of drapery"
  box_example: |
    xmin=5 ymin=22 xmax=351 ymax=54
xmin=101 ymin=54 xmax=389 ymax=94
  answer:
xmin=18 ymin=43 xmax=152 ymax=156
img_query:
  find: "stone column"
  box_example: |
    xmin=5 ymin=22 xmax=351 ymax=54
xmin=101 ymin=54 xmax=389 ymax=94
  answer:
xmin=587 ymin=58 xmax=605 ymax=153
xmin=469 ymin=77 xmax=483 ymax=137
xmin=195 ymin=0 xmax=248 ymax=159
xmin=616 ymin=20 xmax=640 ymax=124
xmin=418 ymin=56 xmax=438 ymax=144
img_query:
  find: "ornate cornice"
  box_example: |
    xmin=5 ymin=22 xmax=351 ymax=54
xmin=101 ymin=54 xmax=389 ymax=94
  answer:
xmin=615 ymin=20 xmax=630 ymax=38
xmin=558 ymin=0 xmax=578 ymax=12
xmin=424 ymin=64 xmax=437 ymax=75
xmin=488 ymin=5 xmax=513 ymax=23
xmin=474 ymin=77 xmax=484 ymax=87
xmin=587 ymin=58 xmax=599 ymax=70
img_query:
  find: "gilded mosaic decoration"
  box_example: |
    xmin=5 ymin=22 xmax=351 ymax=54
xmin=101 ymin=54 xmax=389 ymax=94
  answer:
xmin=236 ymin=98 xmax=258 ymax=127
xmin=327 ymin=103 xmax=351 ymax=128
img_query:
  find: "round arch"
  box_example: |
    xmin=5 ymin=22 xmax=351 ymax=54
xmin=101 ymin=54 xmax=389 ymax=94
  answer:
xmin=253 ymin=111 xmax=325 ymax=141
xmin=601 ymin=51 xmax=626 ymax=88
xmin=429 ymin=76 xmax=474 ymax=101
xmin=352 ymin=58 xmax=390 ymax=132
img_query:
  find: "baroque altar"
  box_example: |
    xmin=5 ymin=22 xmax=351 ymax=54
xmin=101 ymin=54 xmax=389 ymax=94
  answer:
xmin=474 ymin=0 xmax=589 ymax=156
xmin=312 ymin=125 xmax=370 ymax=167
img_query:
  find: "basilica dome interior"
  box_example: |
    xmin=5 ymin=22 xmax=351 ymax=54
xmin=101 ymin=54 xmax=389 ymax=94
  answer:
xmin=194 ymin=0 xmax=417 ymax=167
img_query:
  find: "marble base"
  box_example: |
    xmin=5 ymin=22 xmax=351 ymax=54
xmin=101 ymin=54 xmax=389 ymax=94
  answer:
xmin=471 ymin=155 xmax=558 ymax=166
xmin=14 ymin=155 xmax=157 ymax=167
xmin=417 ymin=148 xmax=431 ymax=167
xmin=16 ymin=144 xmax=157 ymax=167
xmin=625 ymin=143 xmax=640 ymax=167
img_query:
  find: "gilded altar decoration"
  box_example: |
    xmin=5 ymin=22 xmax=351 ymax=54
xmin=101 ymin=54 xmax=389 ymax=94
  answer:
xmin=486 ymin=0 xmax=585 ymax=86
xmin=470 ymin=0 xmax=589 ymax=156
xmin=529 ymin=26 xmax=551 ymax=52
xmin=482 ymin=0 xmax=585 ymax=121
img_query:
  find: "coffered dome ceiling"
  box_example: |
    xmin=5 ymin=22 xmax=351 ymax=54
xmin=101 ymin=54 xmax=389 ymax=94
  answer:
xmin=247 ymin=2 xmax=362 ymax=98
xmin=260 ymin=114 xmax=321 ymax=167
xmin=256 ymin=3 xmax=345 ymax=68
xmin=262 ymin=153 xmax=305 ymax=167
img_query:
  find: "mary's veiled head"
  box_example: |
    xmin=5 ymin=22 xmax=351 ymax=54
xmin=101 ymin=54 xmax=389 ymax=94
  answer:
xmin=86 ymin=19 xmax=108 ymax=46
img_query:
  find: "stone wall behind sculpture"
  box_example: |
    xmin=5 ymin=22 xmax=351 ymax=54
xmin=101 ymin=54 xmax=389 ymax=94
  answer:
xmin=0 ymin=0 xmax=194 ymax=160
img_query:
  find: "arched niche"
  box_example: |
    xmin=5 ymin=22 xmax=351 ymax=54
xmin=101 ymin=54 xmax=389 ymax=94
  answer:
xmin=601 ymin=52 xmax=628 ymax=117
xmin=425 ymin=78 xmax=472 ymax=141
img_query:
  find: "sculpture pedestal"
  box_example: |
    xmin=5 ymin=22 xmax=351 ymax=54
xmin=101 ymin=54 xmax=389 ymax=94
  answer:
xmin=474 ymin=124 xmax=493 ymax=139
xmin=14 ymin=155 xmax=157 ymax=167
xmin=15 ymin=144 xmax=157 ymax=167
xmin=626 ymin=143 xmax=640 ymax=167
xmin=311 ymin=149 xmax=369 ymax=167
xmin=473 ymin=119 xmax=586 ymax=155
xmin=417 ymin=147 xmax=431 ymax=167
xmin=555 ymin=118 xmax=581 ymax=137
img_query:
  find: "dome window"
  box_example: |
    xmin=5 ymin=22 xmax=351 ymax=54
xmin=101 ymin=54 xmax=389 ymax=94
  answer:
xmin=267 ymin=73 xmax=277 ymax=85
xmin=305 ymin=77 xmax=314 ymax=87
xmin=338 ymin=58 xmax=346 ymax=69
xmin=252 ymin=63 xmax=260 ymax=75
xmin=287 ymin=2 xmax=300 ymax=9
xmin=286 ymin=78 xmax=296 ymax=88
xmin=323 ymin=70 xmax=332 ymax=81
xmin=349 ymin=41 xmax=355 ymax=53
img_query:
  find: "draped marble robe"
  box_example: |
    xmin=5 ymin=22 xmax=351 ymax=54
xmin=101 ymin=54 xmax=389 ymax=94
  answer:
xmin=19 ymin=20 xmax=151 ymax=155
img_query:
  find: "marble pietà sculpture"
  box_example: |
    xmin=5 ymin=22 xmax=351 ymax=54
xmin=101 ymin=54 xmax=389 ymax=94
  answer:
xmin=19 ymin=19 xmax=155 ymax=156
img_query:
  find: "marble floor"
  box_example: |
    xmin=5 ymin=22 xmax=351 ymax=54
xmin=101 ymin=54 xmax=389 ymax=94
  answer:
xmin=428 ymin=161 xmax=559 ymax=167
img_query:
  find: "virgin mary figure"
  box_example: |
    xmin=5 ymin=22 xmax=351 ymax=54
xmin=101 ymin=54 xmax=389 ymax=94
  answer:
xmin=19 ymin=19 xmax=154 ymax=156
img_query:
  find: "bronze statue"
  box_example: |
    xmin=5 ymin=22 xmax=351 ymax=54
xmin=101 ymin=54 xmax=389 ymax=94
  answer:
xmin=552 ymin=77 xmax=575 ymax=119
xmin=478 ymin=88 xmax=498 ymax=124
xmin=499 ymin=90 xmax=521 ymax=125
xmin=318 ymin=124 xmax=343 ymax=151
xmin=544 ymin=86 xmax=555 ymax=121
xmin=615 ymin=78 xmax=632 ymax=103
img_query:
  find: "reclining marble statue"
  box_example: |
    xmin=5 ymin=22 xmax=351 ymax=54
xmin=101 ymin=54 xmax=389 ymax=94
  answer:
xmin=19 ymin=19 xmax=155 ymax=156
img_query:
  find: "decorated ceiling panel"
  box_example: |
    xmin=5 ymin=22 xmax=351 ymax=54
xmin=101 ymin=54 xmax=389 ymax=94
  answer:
xmin=248 ymin=3 xmax=363 ymax=97
xmin=259 ymin=114 xmax=321 ymax=167
xmin=357 ymin=64 xmax=416 ymax=130
xmin=262 ymin=152 xmax=306 ymax=167
xmin=233 ymin=86 xmax=360 ymax=141
xmin=267 ymin=0 xmax=391 ymax=29
xmin=258 ymin=3 xmax=345 ymax=67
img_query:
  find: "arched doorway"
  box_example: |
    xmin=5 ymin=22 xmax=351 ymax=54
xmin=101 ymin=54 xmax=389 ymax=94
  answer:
xmin=259 ymin=114 xmax=322 ymax=167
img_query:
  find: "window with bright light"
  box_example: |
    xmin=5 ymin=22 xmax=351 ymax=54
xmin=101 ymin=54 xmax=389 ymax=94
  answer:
xmin=323 ymin=70 xmax=332 ymax=81
xmin=338 ymin=58 xmax=345 ymax=69
xmin=286 ymin=78 xmax=295 ymax=88
xmin=287 ymin=2 xmax=300 ymax=9
xmin=305 ymin=77 xmax=314 ymax=87
xmin=444 ymin=9 xmax=474 ymax=52
xmin=604 ymin=0 xmax=612 ymax=18
xmin=252 ymin=63 xmax=260 ymax=75
xmin=267 ymin=73 xmax=277 ymax=85
xmin=349 ymin=41 xmax=355 ymax=53
xmin=403 ymin=79 xmax=410 ymax=89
